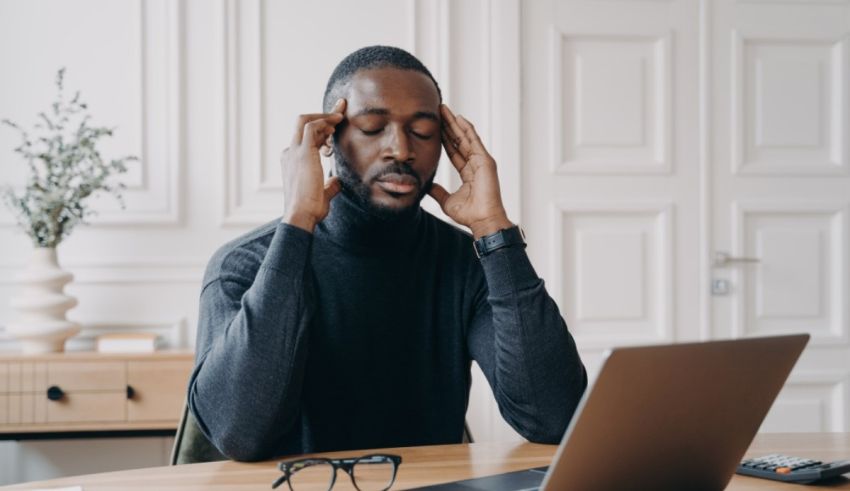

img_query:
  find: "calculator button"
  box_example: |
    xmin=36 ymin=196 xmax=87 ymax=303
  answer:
xmin=776 ymin=467 xmax=792 ymax=474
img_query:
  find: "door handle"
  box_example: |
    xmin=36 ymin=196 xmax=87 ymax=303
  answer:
xmin=714 ymin=251 xmax=760 ymax=267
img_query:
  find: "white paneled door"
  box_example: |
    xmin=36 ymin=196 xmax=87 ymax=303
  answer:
xmin=710 ymin=0 xmax=850 ymax=433
xmin=522 ymin=0 xmax=849 ymax=435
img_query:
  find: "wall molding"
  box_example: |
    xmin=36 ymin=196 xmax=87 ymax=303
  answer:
xmin=0 ymin=0 xmax=183 ymax=227
xmin=0 ymin=256 xmax=205 ymax=286
xmin=0 ymin=317 xmax=190 ymax=353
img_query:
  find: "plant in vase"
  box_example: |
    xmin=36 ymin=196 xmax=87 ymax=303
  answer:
xmin=2 ymin=68 xmax=135 ymax=353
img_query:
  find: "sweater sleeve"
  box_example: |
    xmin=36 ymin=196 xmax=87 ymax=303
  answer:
xmin=466 ymin=244 xmax=587 ymax=443
xmin=187 ymin=223 xmax=314 ymax=461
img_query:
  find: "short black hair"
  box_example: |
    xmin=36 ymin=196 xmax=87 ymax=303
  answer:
xmin=322 ymin=45 xmax=442 ymax=113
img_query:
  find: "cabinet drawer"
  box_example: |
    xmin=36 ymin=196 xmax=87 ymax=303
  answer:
xmin=127 ymin=360 xmax=192 ymax=422
xmin=48 ymin=362 xmax=126 ymax=391
xmin=0 ymin=363 xmax=8 ymax=393
xmin=0 ymin=394 xmax=8 ymax=424
xmin=47 ymin=392 xmax=126 ymax=423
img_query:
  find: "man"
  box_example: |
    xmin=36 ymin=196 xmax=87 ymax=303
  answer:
xmin=189 ymin=46 xmax=587 ymax=462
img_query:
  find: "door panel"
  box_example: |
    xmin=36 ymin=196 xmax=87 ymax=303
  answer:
xmin=552 ymin=202 xmax=674 ymax=349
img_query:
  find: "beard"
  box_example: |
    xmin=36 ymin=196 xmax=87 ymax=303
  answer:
xmin=332 ymin=143 xmax=436 ymax=220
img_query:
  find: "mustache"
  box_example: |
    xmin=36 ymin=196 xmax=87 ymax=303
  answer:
xmin=371 ymin=162 xmax=421 ymax=187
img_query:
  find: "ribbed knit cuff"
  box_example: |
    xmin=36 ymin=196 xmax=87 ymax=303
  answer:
xmin=478 ymin=245 xmax=539 ymax=297
xmin=260 ymin=222 xmax=314 ymax=279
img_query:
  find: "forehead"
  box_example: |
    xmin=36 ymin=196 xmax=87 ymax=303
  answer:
xmin=345 ymin=67 xmax=440 ymax=115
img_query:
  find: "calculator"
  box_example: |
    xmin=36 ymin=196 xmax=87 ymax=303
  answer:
xmin=737 ymin=454 xmax=850 ymax=484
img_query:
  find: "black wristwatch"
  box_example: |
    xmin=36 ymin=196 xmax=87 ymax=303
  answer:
xmin=473 ymin=225 xmax=526 ymax=258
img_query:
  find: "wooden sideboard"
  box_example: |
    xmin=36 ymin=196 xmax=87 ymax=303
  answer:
xmin=0 ymin=351 xmax=194 ymax=439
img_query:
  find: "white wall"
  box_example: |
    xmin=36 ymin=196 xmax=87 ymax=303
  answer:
xmin=0 ymin=0 xmax=517 ymax=484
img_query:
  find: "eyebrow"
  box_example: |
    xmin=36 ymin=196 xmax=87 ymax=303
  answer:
xmin=352 ymin=107 xmax=439 ymax=122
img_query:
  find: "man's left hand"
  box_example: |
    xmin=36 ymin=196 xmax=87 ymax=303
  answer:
xmin=429 ymin=104 xmax=514 ymax=239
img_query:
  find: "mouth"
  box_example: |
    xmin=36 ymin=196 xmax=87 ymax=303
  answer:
xmin=375 ymin=173 xmax=419 ymax=195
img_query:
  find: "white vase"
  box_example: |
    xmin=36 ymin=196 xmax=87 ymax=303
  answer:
xmin=7 ymin=247 xmax=80 ymax=354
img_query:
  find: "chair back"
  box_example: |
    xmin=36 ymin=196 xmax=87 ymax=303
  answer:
xmin=170 ymin=401 xmax=227 ymax=465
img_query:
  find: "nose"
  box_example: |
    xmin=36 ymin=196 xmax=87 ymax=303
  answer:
xmin=384 ymin=124 xmax=414 ymax=163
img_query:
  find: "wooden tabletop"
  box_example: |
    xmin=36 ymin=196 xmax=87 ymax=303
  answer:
xmin=3 ymin=433 xmax=849 ymax=490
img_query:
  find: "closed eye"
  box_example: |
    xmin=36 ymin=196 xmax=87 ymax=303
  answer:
xmin=360 ymin=128 xmax=383 ymax=136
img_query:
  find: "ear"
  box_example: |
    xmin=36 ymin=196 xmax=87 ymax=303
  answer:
xmin=320 ymin=135 xmax=334 ymax=157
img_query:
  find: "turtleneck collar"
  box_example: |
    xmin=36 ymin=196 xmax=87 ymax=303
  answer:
xmin=315 ymin=190 xmax=425 ymax=255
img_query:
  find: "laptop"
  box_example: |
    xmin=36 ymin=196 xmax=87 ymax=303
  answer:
xmin=411 ymin=334 xmax=809 ymax=491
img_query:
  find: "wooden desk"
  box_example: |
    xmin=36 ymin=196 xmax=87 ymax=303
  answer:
xmin=3 ymin=433 xmax=849 ymax=490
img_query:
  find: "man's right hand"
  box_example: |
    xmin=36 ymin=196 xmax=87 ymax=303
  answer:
xmin=281 ymin=98 xmax=347 ymax=233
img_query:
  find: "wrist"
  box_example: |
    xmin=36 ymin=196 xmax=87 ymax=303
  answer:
xmin=472 ymin=224 xmax=525 ymax=258
xmin=282 ymin=211 xmax=318 ymax=233
xmin=470 ymin=214 xmax=513 ymax=240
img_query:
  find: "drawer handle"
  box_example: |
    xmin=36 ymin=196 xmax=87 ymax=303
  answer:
xmin=126 ymin=385 xmax=135 ymax=400
xmin=46 ymin=385 xmax=65 ymax=401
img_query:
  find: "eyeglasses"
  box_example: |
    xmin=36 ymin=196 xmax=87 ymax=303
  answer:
xmin=272 ymin=453 xmax=402 ymax=491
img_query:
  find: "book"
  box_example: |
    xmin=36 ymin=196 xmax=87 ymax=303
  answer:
xmin=96 ymin=332 xmax=161 ymax=353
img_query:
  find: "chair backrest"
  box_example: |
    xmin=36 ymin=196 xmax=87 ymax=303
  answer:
xmin=170 ymin=400 xmax=227 ymax=465
xmin=462 ymin=422 xmax=473 ymax=443
xmin=170 ymin=401 xmax=474 ymax=465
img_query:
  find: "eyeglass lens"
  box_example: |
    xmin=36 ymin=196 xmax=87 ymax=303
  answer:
xmin=286 ymin=460 xmax=335 ymax=490
xmin=351 ymin=455 xmax=396 ymax=491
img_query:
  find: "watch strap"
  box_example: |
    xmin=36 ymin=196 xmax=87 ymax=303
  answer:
xmin=473 ymin=225 xmax=526 ymax=258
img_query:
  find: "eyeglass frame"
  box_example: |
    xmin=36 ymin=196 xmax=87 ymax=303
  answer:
xmin=271 ymin=453 xmax=403 ymax=491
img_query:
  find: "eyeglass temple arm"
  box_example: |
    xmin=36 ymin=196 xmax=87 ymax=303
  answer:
xmin=271 ymin=472 xmax=289 ymax=489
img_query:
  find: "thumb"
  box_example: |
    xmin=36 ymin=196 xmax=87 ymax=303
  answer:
xmin=323 ymin=176 xmax=341 ymax=203
xmin=428 ymin=182 xmax=450 ymax=210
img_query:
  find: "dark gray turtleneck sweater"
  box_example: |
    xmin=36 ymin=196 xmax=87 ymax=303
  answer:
xmin=188 ymin=192 xmax=587 ymax=461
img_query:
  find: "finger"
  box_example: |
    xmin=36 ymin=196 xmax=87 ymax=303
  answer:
xmin=291 ymin=114 xmax=331 ymax=146
xmin=455 ymin=115 xmax=489 ymax=156
xmin=291 ymin=107 xmax=346 ymax=146
xmin=440 ymin=105 xmax=465 ymax=148
xmin=440 ymin=105 xmax=472 ymax=159
xmin=441 ymin=128 xmax=467 ymax=172
xmin=303 ymin=119 xmax=336 ymax=148
xmin=441 ymin=123 xmax=463 ymax=156
xmin=427 ymin=182 xmax=451 ymax=209
xmin=323 ymin=176 xmax=341 ymax=203
xmin=332 ymin=98 xmax=346 ymax=115
xmin=440 ymin=104 xmax=462 ymax=142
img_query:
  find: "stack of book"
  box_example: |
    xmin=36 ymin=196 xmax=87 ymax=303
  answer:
xmin=96 ymin=332 xmax=161 ymax=353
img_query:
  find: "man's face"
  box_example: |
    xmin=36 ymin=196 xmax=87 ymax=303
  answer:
xmin=331 ymin=67 xmax=442 ymax=216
